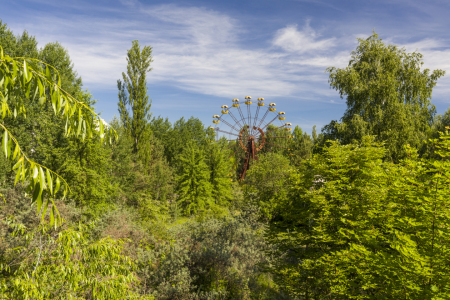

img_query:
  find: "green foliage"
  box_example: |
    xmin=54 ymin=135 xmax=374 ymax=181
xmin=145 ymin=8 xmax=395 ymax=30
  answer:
xmin=324 ymin=32 xmax=445 ymax=161
xmin=118 ymin=40 xmax=153 ymax=154
xmin=0 ymin=219 xmax=150 ymax=299
xmin=267 ymin=134 xmax=450 ymax=299
xmin=244 ymin=152 xmax=291 ymax=221
xmin=288 ymin=125 xmax=314 ymax=166
xmin=176 ymin=141 xmax=212 ymax=215
xmin=206 ymin=141 xmax=233 ymax=208
xmin=151 ymin=116 xmax=212 ymax=166
xmin=0 ymin=26 xmax=116 ymax=224
xmin=136 ymin=207 xmax=282 ymax=299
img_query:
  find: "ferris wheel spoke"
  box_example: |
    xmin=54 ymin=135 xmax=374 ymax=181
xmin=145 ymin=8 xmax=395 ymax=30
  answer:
xmin=266 ymin=124 xmax=287 ymax=132
xmin=256 ymin=109 xmax=271 ymax=129
xmin=219 ymin=118 xmax=240 ymax=132
xmin=216 ymin=129 xmax=240 ymax=137
xmin=252 ymin=105 xmax=261 ymax=134
xmin=261 ymin=115 xmax=279 ymax=131
xmin=237 ymin=106 xmax=247 ymax=126
xmin=228 ymin=110 xmax=244 ymax=128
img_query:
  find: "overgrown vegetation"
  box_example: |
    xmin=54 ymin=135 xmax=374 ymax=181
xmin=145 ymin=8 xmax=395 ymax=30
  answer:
xmin=1 ymin=20 xmax=450 ymax=299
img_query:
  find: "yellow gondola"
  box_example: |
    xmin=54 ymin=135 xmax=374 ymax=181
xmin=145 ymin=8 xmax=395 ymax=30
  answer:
xmin=213 ymin=115 xmax=220 ymax=118
xmin=245 ymin=96 xmax=252 ymax=99
xmin=269 ymin=103 xmax=276 ymax=112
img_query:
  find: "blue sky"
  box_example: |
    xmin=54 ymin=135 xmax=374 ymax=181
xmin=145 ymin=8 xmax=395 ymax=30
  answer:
xmin=2 ymin=0 xmax=450 ymax=134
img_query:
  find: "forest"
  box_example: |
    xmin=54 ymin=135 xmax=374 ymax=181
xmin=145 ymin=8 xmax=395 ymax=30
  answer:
xmin=1 ymin=19 xmax=450 ymax=299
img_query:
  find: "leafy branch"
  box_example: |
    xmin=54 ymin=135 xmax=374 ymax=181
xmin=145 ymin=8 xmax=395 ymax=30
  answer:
xmin=0 ymin=45 xmax=118 ymax=226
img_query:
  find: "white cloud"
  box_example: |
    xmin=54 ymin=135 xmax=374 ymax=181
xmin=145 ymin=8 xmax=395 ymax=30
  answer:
xmin=273 ymin=24 xmax=335 ymax=53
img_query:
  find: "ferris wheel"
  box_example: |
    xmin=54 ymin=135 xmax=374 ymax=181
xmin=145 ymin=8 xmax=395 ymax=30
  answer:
xmin=210 ymin=96 xmax=292 ymax=180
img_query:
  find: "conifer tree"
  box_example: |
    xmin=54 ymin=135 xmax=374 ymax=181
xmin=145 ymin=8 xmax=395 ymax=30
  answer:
xmin=207 ymin=141 xmax=232 ymax=207
xmin=176 ymin=142 xmax=212 ymax=215
xmin=117 ymin=40 xmax=153 ymax=154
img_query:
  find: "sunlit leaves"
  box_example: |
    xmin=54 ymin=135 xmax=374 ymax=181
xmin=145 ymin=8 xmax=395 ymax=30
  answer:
xmin=0 ymin=47 xmax=117 ymax=143
xmin=0 ymin=46 xmax=118 ymax=226
xmin=0 ymin=222 xmax=148 ymax=299
xmin=1 ymin=116 xmax=67 ymax=227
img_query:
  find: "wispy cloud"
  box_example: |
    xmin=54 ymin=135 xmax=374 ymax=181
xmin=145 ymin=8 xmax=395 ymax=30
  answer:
xmin=273 ymin=23 xmax=335 ymax=53
xmin=5 ymin=0 xmax=450 ymax=125
xmin=19 ymin=3 xmax=343 ymax=100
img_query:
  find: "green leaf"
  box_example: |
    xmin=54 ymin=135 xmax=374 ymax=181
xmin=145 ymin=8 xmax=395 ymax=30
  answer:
xmin=2 ymin=130 xmax=9 ymax=158
xmin=46 ymin=169 xmax=53 ymax=195
xmin=12 ymin=143 xmax=19 ymax=160
xmin=12 ymin=62 xmax=18 ymax=79
xmin=37 ymin=77 xmax=44 ymax=97
xmin=14 ymin=164 xmax=22 ymax=186
xmin=55 ymin=177 xmax=61 ymax=195
xmin=23 ymin=60 xmax=28 ymax=83
xmin=32 ymin=183 xmax=42 ymax=208
xmin=39 ymin=167 xmax=46 ymax=191
xmin=50 ymin=205 xmax=55 ymax=226
xmin=41 ymin=198 xmax=49 ymax=223
xmin=12 ymin=157 xmax=23 ymax=170
xmin=45 ymin=66 xmax=52 ymax=83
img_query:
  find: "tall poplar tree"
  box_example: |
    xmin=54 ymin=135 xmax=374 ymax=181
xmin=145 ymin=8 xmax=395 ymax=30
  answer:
xmin=117 ymin=40 xmax=153 ymax=154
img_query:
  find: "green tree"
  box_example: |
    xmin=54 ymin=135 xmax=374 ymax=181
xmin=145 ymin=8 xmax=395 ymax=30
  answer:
xmin=267 ymin=135 xmax=450 ymax=299
xmin=152 ymin=116 xmax=212 ymax=166
xmin=176 ymin=141 xmax=212 ymax=215
xmin=117 ymin=40 xmax=153 ymax=154
xmin=0 ymin=25 xmax=115 ymax=223
xmin=288 ymin=125 xmax=314 ymax=166
xmin=324 ymin=32 xmax=445 ymax=161
xmin=244 ymin=152 xmax=291 ymax=221
xmin=206 ymin=140 xmax=232 ymax=207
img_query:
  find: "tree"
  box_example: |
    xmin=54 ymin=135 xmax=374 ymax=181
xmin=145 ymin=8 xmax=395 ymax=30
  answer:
xmin=325 ymin=32 xmax=445 ymax=161
xmin=288 ymin=125 xmax=314 ymax=166
xmin=175 ymin=141 xmax=212 ymax=215
xmin=206 ymin=140 xmax=232 ymax=207
xmin=117 ymin=40 xmax=153 ymax=154
xmin=244 ymin=152 xmax=291 ymax=221
xmin=267 ymin=135 xmax=450 ymax=299
xmin=0 ymin=21 xmax=116 ymax=224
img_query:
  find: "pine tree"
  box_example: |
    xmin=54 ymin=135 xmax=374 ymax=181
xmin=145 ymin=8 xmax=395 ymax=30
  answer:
xmin=176 ymin=142 xmax=212 ymax=215
xmin=207 ymin=141 xmax=232 ymax=207
xmin=117 ymin=40 xmax=153 ymax=154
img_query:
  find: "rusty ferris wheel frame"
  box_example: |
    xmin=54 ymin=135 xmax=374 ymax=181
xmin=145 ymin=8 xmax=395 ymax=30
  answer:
xmin=211 ymin=97 xmax=292 ymax=180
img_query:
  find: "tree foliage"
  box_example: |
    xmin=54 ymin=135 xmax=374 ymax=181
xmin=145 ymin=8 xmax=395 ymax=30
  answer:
xmin=267 ymin=134 xmax=450 ymax=299
xmin=118 ymin=40 xmax=153 ymax=154
xmin=324 ymin=32 xmax=445 ymax=161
